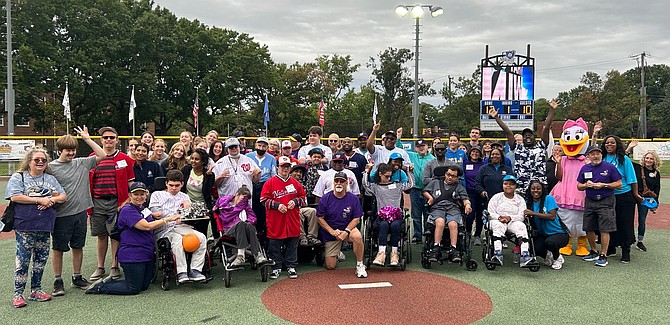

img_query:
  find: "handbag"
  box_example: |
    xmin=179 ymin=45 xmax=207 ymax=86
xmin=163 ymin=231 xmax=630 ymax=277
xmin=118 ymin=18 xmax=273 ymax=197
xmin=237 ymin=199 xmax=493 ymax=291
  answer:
xmin=640 ymin=170 xmax=658 ymax=199
xmin=1 ymin=173 xmax=24 ymax=232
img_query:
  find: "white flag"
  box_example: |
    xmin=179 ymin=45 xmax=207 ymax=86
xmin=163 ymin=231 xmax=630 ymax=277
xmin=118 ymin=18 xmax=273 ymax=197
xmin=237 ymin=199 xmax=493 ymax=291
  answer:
xmin=129 ymin=86 xmax=136 ymax=122
xmin=62 ymin=84 xmax=71 ymax=121
xmin=372 ymin=95 xmax=378 ymax=124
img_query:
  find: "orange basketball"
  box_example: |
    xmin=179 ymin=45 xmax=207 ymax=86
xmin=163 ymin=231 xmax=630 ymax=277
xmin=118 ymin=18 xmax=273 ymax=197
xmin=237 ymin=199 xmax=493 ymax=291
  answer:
xmin=182 ymin=233 xmax=200 ymax=253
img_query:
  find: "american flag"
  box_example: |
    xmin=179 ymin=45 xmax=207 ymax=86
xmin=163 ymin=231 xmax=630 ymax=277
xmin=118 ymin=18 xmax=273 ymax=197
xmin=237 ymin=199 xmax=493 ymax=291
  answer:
xmin=192 ymin=96 xmax=199 ymax=134
xmin=318 ymin=100 xmax=325 ymax=127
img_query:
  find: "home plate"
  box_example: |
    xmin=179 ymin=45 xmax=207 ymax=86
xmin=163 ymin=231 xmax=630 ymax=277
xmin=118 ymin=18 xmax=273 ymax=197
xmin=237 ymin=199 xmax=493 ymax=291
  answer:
xmin=338 ymin=282 xmax=393 ymax=289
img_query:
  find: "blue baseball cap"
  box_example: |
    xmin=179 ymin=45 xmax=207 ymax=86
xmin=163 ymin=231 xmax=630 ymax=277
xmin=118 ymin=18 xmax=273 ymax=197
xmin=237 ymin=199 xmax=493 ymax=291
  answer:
xmin=502 ymin=175 xmax=517 ymax=183
xmin=388 ymin=152 xmax=403 ymax=161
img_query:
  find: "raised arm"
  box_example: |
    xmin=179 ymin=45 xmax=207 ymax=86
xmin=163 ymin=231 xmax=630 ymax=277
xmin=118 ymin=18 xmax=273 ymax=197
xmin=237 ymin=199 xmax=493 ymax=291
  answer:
xmin=366 ymin=122 xmax=380 ymax=154
xmin=488 ymin=107 xmax=515 ymax=148
xmin=590 ymin=121 xmax=602 ymax=146
xmin=76 ymin=125 xmax=106 ymax=162
xmin=541 ymin=99 xmax=558 ymax=145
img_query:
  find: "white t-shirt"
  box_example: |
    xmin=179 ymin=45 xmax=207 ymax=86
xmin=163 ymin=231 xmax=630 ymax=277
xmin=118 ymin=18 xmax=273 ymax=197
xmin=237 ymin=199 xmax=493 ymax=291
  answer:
xmin=370 ymin=145 xmax=411 ymax=168
xmin=312 ymin=168 xmax=360 ymax=197
xmin=212 ymin=155 xmax=259 ymax=197
xmin=297 ymin=144 xmax=333 ymax=162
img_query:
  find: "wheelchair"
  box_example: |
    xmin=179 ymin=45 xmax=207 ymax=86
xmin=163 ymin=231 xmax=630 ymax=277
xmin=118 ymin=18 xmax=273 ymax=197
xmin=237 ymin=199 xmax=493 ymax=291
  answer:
xmin=154 ymin=236 xmax=214 ymax=290
xmin=297 ymin=204 xmax=326 ymax=267
xmin=481 ymin=210 xmax=540 ymax=272
xmin=363 ymin=199 xmax=412 ymax=271
xmin=150 ymin=177 xmax=214 ymax=290
xmin=419 ymin=165 xmax=477 ymax=271
xmin=209 ymin=210 xmax=274 ymax=288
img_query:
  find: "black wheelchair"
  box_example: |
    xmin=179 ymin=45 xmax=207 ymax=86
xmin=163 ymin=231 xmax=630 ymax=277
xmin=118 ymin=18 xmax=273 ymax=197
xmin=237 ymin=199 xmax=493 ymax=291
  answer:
xmin=481 ymin=210 xmax=540 ymax=272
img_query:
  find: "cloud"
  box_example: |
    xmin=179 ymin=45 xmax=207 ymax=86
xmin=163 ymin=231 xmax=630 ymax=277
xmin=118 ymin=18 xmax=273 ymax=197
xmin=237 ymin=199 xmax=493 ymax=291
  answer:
xmin=154 ymin=0 xmax=670 ymax=104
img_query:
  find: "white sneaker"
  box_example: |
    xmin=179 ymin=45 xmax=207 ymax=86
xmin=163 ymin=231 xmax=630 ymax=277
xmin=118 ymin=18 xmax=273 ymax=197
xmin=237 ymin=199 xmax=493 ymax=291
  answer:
xmin=372 ymin=251 xmax=386 ymax=266
xmin=544 ymin=251 xmax=554 ymax=267
xmin=337 ymin=251 xmax=346 ymax=262
xmin=551 ymin=254 xmax=565 ymax=270
xmin=356 ymin=264 xmax=368 ymax=278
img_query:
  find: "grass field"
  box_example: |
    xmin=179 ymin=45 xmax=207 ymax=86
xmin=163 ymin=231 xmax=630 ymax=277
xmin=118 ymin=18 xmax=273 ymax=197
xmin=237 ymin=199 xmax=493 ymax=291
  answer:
xmin=0 ymin=176 xmax=668 ymax=324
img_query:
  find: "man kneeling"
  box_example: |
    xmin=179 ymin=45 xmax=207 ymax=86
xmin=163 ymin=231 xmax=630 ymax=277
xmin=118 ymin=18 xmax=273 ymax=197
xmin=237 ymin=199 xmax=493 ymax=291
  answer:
xmin=316 ymin=172 xmax=367 ymax=278
xmin=149 ymin=170 xmax=207 ymax=283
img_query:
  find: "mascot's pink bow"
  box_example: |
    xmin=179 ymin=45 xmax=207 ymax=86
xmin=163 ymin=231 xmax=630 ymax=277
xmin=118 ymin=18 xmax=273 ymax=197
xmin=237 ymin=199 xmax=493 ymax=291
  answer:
xmin=563 ymin=118 xmax=588 ymax=130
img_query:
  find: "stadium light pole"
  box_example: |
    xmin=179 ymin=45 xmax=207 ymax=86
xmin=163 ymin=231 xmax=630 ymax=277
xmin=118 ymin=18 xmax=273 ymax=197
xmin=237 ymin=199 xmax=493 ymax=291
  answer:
xmin=396 ymin=4 xmax=443 ymax=138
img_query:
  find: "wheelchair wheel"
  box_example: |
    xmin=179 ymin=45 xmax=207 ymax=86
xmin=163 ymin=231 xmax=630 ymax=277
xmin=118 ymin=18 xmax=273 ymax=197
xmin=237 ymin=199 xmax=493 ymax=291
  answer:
xmin=421 ymin=257 xmax=432 ymax=269
xmin=224 ymin=270 xmax=232 ymax=288
xmin=529 ymin=265 xmax=540 ymax=272
xmin=261 ymin=265 xmax=270 ymax=282
xmin=466 ymin=260 xmax=478 ymax=271
xmin=315 ymin=250 xmax=325 ymax=267
xmin=485 ymin=262 xmax=496 ymax=271
xmin=161 ymin=276 xmax=170 ymax=291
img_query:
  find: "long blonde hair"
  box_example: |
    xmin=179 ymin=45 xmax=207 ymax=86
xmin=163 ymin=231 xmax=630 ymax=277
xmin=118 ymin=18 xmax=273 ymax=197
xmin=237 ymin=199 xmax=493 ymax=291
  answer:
xmin=166 ymin=142 xmax=188 ymax=171
xmin=643 ymin=150 xmax=662 ymax=170
xmin=17 ymin=147 xmax=52 ymax=174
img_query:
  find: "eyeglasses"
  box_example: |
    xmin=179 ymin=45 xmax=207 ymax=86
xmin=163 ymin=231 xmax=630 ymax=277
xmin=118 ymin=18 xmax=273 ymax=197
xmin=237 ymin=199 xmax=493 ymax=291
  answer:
xmin=334 ymin=179 xmax=347 ymax=184
xmin=445 ymin=173 xmax=459 ymax=179
xmin=33 ymin=158 xmax=47 ymax=163
xmin=101 ymin=136 xmax=116 ymax=140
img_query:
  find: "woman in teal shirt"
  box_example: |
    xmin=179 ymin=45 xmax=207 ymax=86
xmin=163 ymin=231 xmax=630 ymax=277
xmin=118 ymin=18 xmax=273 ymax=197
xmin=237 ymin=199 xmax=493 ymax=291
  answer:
xmin=524 ymin=180 xmax=569 ymax=270
xmin=601 ymin=136 xmax=642 ymax=263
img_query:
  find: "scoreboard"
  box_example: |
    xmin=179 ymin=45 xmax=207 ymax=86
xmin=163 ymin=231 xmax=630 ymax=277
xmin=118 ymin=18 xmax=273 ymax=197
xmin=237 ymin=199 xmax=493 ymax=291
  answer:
xmin=480 ymin=100 xmax=534 ymax=131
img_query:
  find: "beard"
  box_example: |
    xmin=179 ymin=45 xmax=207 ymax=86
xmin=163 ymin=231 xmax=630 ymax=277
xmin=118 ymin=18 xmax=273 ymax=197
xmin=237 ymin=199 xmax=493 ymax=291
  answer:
xmin=334 ymin=185 xmax=345 ymax=193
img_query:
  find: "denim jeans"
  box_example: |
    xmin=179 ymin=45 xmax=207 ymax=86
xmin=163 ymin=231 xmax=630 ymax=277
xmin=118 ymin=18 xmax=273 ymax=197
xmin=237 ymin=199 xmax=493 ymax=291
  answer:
xmin=637 ymin=203 xmax=650 ymax=241
xmin=466 ymin=189 xmax=484 ymax=238
xmin=98 ymin=261 xmax=153 ymax=295
xmin=377 ymin=219 xmax=404 ymax=247
xmin=268 ymin=237 xmax=299 ymax=270
xmin=410 ymin=188 xmax=427 ymax=240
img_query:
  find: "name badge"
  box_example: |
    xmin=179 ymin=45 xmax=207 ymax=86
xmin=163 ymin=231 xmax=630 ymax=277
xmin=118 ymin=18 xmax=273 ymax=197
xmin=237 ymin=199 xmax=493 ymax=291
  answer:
xmin=584 ymin=172 xmax=593 ymax=179
xmin=465 ymin=164 xmax=474 ymax=171
xmin=116 ymin=160 xmax=128 ymax=169
xmin=349 ymin=161 xmax=358 ymax=169
xmin=141 ymin=208 xmax=152 ymax=219
xmin=649 ymin=172 xmax=656 ymax=178
xmin=285 ymin=184 xmax=296 ymax=193
xmin=388 ymin=183 xmax=397 ymax=190
xmin=234 ymin=174 xmax=244 ymax=183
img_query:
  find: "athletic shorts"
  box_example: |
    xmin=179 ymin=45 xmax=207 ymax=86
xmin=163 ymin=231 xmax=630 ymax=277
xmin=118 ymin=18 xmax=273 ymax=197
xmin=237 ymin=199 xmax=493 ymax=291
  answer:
xmin=52 ymin=211 xmax=88 ymax=252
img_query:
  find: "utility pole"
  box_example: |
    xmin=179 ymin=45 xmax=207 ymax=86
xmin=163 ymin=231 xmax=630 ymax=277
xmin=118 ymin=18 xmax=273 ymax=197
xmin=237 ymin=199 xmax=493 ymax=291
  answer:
xmin=447 ymin=75 xmax=454 ymax=106
xmin=639 ymin=52 xmax=647 ymax=138
xmin=5 ymin=0 xmax=14 ymax=135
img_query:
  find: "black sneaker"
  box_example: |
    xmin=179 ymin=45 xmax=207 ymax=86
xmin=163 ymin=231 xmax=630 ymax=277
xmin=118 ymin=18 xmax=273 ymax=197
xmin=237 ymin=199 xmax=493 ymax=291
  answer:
xmin=448 ymin=248 xmax=461 ymax=263
xmin=621 ymin=249 xmax=630 ymax=264
xmin=72 ymin=275 xmax=91 ymax=289
xmin=52 ymin=279 xmax=65 ymax=297
xmin=636 ymin=242 xmax=647 ymax=252
xmin=606 ymin=247 xmax=616 ymax=257
xmin=429 ymin=246 xmax=442 ymax=262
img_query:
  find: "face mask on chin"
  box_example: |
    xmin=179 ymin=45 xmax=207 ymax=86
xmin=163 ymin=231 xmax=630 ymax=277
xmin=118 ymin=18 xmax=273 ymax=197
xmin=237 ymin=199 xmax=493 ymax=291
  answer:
xmin=256 ymin=149 xmax=266 ymax=156
xmin=228 ymin=153 xmax=240 ymax=159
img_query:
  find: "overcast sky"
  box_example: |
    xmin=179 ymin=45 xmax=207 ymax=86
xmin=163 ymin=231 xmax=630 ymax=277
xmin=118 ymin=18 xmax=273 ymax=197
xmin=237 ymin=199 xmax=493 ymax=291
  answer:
xmin=153 ymin=0 xmax=670 ymax=106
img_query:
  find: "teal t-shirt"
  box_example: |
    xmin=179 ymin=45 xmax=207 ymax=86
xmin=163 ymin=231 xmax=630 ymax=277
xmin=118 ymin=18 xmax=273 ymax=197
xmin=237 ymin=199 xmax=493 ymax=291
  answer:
xmin=532 ymin=195 xmax=565 ymax=236
xmin=603 ymin=154 xmax=636 ymax=195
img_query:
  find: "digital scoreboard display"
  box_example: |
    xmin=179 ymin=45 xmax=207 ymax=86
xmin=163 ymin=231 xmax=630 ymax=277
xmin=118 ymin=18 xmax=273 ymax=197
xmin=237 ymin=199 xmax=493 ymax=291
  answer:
xmin=480 ymin=65 xmax=535 ymax=131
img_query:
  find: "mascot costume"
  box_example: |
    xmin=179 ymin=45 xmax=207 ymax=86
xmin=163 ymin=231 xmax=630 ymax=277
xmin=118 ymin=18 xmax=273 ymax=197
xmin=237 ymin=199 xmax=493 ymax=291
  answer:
xmin=550 ymin=118 xmax=590 ymax=256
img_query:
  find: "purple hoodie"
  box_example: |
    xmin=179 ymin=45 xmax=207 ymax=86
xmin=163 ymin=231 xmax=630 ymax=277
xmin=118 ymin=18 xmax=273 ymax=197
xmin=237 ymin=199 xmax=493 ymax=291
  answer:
xmin=214 ymin=195 xmax=257 ymax=232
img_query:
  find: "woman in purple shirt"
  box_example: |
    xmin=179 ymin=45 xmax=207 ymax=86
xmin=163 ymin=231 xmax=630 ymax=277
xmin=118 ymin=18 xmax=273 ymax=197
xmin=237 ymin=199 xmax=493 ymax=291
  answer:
xmin=85 ymin=182 xmax=180 ymax=295
xmin=464 ymin=146 xmax=486 ymax=245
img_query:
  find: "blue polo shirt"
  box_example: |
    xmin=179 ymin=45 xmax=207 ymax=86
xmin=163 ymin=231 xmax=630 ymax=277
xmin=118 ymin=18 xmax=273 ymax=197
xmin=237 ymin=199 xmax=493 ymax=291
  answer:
xmin=246 ymin=152 xmax=277 ymax=183
xmin=445 ymin=148 xmax=466 ymax=168
xmin=577 ymin=161 xmax=622 ymax=200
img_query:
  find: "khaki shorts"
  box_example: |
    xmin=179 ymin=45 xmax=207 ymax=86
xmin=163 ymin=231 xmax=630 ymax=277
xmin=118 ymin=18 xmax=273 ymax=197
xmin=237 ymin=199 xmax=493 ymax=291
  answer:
xmin=90 ymin=197 xmax=118 ymax=237
xmin=324 ymin=239 xmax=352 ymax=257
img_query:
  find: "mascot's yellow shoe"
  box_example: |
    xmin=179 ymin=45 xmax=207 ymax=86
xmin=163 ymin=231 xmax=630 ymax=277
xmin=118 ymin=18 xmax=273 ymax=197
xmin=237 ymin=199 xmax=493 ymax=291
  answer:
xmin=575 ymin=236 xmax=589 ymax=256
xmin=559 ymin=238 xmax=573 ymax=256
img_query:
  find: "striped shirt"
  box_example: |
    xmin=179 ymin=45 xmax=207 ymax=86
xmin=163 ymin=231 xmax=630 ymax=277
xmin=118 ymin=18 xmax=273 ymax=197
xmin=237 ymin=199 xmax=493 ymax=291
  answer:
xmin=149 ymin=190 xmax=191 ymax=238
xmin=92 ymin=157 xmax=117 ymax=198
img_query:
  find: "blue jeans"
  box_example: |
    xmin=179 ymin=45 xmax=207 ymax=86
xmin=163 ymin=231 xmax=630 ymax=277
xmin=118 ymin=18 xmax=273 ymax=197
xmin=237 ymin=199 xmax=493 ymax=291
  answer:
xmin=268 ymin=237 xmax=299 ymax=270
xmin=410 ymin=188 xmax=427 ymax=240
xmin=466 ymin=189 xmax=484 ymax=237
xmin=637 ymin=203 xmax=650 ymax=241
xmin=98 ymin=261 xmax=153 ymax=295
xmin=377 ymin=219 xmax=404 ymax=247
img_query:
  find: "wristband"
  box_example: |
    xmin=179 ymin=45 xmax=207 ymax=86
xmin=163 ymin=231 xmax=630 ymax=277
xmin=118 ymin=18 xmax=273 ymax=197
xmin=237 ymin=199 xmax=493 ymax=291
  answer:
xmin=344 ymin=228 xmax=351 ymax=234
xmin=163 ymin=219 xmax=167 ymax=225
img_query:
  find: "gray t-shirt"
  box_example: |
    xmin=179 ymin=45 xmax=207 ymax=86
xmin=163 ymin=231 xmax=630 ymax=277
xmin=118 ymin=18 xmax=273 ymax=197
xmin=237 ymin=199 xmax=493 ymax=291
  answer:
xmin=422 ymin=179 xmax=468 ymax=217
xmin=49 ymin=156 xmax=97 ymax=217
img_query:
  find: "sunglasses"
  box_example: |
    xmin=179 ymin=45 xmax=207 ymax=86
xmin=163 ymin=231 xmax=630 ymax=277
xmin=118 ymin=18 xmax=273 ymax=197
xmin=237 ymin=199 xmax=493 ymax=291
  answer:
xmin=33 ymin=158 xmax=47 ymax=163
xmin=102 ymin=136 xmax=116 ymax=140
xmin=435 ymin=148 xmax=446 ymax=151
xmin=329 ymin=140 xmax=339 ymax=143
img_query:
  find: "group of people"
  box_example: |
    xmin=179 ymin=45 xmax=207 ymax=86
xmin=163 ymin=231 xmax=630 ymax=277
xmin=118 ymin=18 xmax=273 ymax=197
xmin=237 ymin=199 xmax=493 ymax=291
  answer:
xmin=6 ymin=108 xmax=661 ymax=307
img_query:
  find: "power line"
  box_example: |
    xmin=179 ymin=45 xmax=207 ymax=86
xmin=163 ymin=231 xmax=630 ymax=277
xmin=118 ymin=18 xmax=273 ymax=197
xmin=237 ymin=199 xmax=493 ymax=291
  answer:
xmin=538 ymin=57 xmax=632 ymax=72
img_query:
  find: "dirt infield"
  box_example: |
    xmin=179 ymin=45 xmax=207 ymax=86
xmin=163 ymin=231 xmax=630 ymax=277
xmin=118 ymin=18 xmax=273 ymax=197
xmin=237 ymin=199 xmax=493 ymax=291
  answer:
xmin=261 ymin=269 xmax=492 ymax=325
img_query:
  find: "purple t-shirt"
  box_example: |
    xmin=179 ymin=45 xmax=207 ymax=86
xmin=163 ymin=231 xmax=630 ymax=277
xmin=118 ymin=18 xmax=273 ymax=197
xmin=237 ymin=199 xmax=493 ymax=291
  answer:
xmin=577 ymin=161 xmax=622 ymax=200
xmin=317 ymin=192 xmax=363 ymax=242
xmin=117 ymin=204 xmax=155 ymax=263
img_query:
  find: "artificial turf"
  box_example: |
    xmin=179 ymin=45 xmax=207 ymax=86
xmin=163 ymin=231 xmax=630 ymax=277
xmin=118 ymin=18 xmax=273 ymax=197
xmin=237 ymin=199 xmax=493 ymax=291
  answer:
xmin=0 ymin=227 xmax=667 ymax=324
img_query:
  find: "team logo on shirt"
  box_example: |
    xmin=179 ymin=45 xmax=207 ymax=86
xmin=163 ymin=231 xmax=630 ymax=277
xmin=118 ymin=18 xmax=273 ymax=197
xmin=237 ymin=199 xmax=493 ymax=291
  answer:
xmin=600 ymin=170 xmax=608 ymax=176
xmin=342 ymin=206 xmax=351 ymax=219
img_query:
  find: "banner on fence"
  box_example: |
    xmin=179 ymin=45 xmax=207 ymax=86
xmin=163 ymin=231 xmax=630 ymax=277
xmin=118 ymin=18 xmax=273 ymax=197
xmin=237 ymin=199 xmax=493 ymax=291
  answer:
xmin=0 ymin=140 xmax=37 ymax=160
xmin=632 ymin=142 xmax=670 ymax=160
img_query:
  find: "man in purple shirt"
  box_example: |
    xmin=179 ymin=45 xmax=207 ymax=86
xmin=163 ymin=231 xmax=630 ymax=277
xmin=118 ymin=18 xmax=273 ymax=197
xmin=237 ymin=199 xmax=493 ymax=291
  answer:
xmin=577 ymin=145 xmax=622 ymax=267
xmin=316 ymin=172 xmax=367 ymax=278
